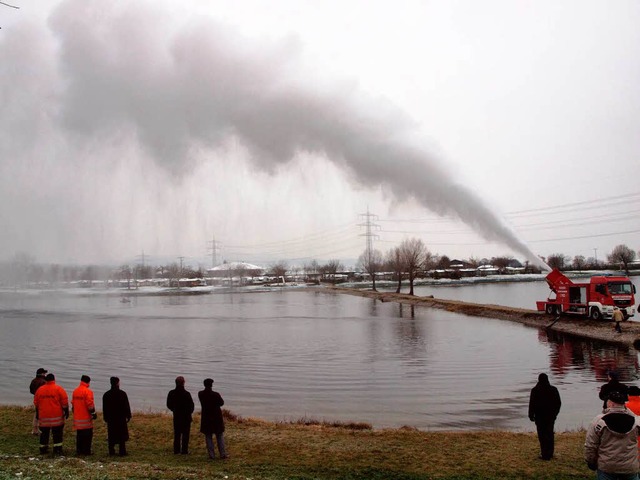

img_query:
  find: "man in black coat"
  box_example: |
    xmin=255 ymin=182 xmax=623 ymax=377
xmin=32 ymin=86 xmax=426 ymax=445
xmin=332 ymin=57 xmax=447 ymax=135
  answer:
xmin=599 ymin=370 xmax=628 ymax=410
xmin=102 ymin=377 xmax=131 ymax=456
xmin=198 ymin=378 xmax=227 ymax=459
xmin=166 ymin=376 xmax=194 ymax=455
xmin=528 ymin=373 xmax=562 ymax=460
xmin=29 ymin=368 xmax=47 ymax=435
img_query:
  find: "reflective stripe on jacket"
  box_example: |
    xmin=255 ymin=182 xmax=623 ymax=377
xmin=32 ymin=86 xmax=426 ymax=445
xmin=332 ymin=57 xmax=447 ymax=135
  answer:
xmin=72 ymin=381 xmax=95 ymax=430
xmin=34 ymin=381 xmax=69 ymax=428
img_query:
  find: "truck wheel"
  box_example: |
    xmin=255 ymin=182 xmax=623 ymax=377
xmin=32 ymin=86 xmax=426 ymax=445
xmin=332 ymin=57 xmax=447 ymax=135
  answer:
xmin=590 ymin=308 xmax=602 ymax=321
xmin=545 ymin=304 xmax=556 ymax=315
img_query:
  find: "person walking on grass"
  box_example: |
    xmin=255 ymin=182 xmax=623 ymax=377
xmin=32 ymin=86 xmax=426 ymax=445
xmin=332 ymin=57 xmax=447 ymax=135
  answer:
xmin=166 ymin=376 xmax=194 ymax=455
xmin=72 ymin=375 xmax=97 ymax=455
xmin=29 ymin=367 xmax=47 ymax=435
xmin=34 ymin=373 xmax=69 ymax=455
xmin=585 ymin=390 xmax=640 ymax=479
xmin=198 ymin=378 xmax=228 ymax=459
xmin=103 ymin=376 xmax=131 ymax=456
xmin=528 ymin=373 xmax=561 ymax=460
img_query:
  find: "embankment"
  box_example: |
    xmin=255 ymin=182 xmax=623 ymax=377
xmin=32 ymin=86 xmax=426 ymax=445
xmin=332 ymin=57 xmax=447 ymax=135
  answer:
xmin=328 ymin=286 xmax=640 ymax=349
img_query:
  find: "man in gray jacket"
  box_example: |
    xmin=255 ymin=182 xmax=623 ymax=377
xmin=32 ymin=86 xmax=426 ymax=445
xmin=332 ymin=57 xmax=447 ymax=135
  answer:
xmin=585 ymin=390 xmax=640 ymax=479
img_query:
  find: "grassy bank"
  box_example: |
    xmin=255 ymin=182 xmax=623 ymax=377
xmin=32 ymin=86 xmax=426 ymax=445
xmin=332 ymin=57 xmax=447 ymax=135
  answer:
xmin=0 ymin=406 xmax=593 ymax=479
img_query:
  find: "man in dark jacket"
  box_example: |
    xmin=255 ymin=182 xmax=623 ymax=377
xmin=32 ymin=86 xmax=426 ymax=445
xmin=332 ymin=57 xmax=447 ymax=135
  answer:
xmin=102 ymin=377 xmax=131 ymax=456
xmin=198 ymin=378 xmax=227 ymax=459
xmin=599 ymin=370 xmax=628 ymax=410
xmin=528 ymin=373 xmax=562 ymax=460
xmin=29 ymin=368 xmax=47 ymax=435
xmin=166 ymin=376 xmax=194 ymax=454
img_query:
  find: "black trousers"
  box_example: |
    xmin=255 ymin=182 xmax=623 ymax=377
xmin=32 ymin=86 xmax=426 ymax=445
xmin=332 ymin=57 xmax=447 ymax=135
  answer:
xmin=39 ymin=425 xmax=63 ymax=453
xmin=173 ymin=422 xmax=190 ymax=454
xmin=108 ymin=439 xmax=127 ymax=456
xmin=76 ymin=428 xmax=93 ymax=455
xmin=535 ymin=420 xmax=555 ymax=460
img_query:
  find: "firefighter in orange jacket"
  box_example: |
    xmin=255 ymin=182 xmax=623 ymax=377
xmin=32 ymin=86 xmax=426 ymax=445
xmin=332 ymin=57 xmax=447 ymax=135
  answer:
xmin=72 ymin=375 xmax=97 ymax=455
xmin=33 ymin=373 xmax=69 ymax=455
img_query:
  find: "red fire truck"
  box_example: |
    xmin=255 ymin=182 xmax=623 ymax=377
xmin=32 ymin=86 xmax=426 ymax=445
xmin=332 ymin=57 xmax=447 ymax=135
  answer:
xmin=536 ymin=268 xmax=636 ymax=320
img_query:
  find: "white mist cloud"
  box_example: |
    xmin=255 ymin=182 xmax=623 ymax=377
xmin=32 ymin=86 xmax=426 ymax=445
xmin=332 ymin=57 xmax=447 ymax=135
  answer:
xmin=12 ymin=1 xmax=638 ymax=268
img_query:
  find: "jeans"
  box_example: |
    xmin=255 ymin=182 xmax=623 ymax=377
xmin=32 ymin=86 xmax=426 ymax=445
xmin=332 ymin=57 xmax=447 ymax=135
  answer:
xmin=204 ymin=433 xmax=226 ymax=458
xmin=597 ymin=470 xmax=639 ymax=480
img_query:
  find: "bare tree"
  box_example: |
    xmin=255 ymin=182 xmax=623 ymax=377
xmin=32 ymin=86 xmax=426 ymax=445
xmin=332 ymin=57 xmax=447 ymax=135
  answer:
xmin=270 ymin=261 xmax=289 ymax=281
xmin=357 ymin=248 xmax=384 ymax=292
xmin=608 ymin=244 xmax=636 ymax=275
xmin=490 ymin=256 xmax=513 ymax=273
xmin=165 ymin=263 xmax=181 ymax=287
xmin=321 ymin=259 xmax=343 ymax=282
xmin=385 ymin=247 xmax=404 ymax=294
xmin=572 ymin=255 xmax=586 ymax=271
xmin=400 ymin=238 xmax=430 ymax=295
xmin=436 ymin=255 xmax=450 ymax=270
xmin=547 ymin=253 xmax=568 ymax=270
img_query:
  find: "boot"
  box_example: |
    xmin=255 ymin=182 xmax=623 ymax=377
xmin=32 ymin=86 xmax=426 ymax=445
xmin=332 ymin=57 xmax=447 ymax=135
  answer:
xmin=53 ymin=446 xmax=63 ymax=455
xmin=39 ymin=446 xmax=49 ymax=455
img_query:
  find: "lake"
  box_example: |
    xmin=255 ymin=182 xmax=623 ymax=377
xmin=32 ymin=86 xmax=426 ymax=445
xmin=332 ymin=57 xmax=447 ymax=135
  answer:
xmin=1 ymin=279 xmax=638 ymax=431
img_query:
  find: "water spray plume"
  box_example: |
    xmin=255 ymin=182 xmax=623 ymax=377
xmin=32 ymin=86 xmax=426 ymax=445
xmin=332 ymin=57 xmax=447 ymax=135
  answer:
xmin=0 ymin=1 xmax=549 ymax=269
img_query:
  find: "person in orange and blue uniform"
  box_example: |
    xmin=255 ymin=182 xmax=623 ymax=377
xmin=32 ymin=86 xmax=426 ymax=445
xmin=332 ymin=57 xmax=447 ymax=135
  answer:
xmin=72 ymin=375 xmax=97 ymax=455
xmin=34 ymin=373 xmax=69 ymax=455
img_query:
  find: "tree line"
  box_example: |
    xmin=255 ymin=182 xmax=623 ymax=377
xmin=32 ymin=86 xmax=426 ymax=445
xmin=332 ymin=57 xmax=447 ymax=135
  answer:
xmin=1 ymin=243 xmax=638 ymax=291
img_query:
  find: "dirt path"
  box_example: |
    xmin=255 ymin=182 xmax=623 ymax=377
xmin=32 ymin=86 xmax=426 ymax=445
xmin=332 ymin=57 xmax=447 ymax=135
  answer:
xmin=325 ymin=286 xmax=640 ymax=349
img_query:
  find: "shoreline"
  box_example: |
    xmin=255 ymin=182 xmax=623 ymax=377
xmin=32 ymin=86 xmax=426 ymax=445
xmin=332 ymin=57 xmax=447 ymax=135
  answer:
xmin=327 ymin=286 xmax=640 ymax=349
xmin=0 ymin=405 xmax=590 ymax=479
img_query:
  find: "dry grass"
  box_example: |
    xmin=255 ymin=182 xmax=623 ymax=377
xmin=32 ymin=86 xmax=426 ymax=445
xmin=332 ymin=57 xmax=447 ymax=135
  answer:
xmin=0 ymin=405 xmax=591 ymax=479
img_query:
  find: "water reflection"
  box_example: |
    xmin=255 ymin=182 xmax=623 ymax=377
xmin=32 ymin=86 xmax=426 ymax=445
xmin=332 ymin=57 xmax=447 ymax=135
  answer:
xmin=0 ymin=287 xmax=638 ymax=431
xmin=539 ymin=329 xmax=640 ymax=382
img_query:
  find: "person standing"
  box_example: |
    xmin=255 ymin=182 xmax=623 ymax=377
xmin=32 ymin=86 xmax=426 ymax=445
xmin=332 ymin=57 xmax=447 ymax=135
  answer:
xmin=198 ymin=378 xmax=228 ymax=459
xmin=528 ymin=373 xmax=562 ymax=460
xmin=102 ymin=377 xmax=132 ymax=456
xmin=613 ymin=306 xmax=624 ymax=333
xmin=600 ymin=371 xmax=628 ymax=410
xmin=33 ymin=373 xmax=69 ymax=455
xmin=72 ymin=375 xmax=97 ymax=455
xmin=29 ymin=368 xmax=47 ymax=435
xmin=166 ymin=376 xmax=194 ymax=455
xmin=585 ymin=390 xmax=640 ymax=479
xmin=625 ymin=386 xmax=640 ymax=458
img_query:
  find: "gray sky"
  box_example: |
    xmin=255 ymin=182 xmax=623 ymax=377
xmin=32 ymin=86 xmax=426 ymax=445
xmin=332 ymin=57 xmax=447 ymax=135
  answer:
xmin=1 ymin=0 xmax=639 ymax=268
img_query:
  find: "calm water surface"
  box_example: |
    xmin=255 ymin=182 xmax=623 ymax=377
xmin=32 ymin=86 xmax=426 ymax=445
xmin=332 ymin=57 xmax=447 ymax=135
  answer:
xmin=1 ymin=281 xmax=638 ymax=431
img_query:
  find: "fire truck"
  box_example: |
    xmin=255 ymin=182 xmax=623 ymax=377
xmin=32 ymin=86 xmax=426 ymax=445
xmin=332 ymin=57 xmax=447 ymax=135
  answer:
xmin=536 ymin=268 xmax=636 ymax=320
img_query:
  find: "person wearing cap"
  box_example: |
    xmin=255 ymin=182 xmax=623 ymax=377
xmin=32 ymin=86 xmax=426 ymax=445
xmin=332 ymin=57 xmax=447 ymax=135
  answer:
xmin=33 ymin=373 xmax=69 ymax=455
xmin=102 ymin=377 xmax=132 ymax=456
xmin=528 ymin=372 xmax=562 ymax=460
xmin=166 ymin=376 xmax=194 ymax=455
xmin=585 ymin=390 xmax=640 ymax=478
xmin=72 ymin=375 xmax=97 ymax=455
xmin=29 ymin=368 xmax=48 ymax=435
xmin=612 ymin=306 xmax=624 ymax=334
xmin=599 ymin=371 xmax=629 ymax=411
xmin=198 ymin=378 xmax=227 ymax=459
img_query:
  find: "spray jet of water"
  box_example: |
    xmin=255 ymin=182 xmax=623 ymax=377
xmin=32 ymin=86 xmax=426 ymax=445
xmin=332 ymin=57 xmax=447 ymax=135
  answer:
xmin=42 ymin=1 xmax=547 ymax=269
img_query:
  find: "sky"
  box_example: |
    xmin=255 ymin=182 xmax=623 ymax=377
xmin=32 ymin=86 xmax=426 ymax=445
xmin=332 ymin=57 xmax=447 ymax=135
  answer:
xmin=1 ymin=0 xmax=639 ymax=270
